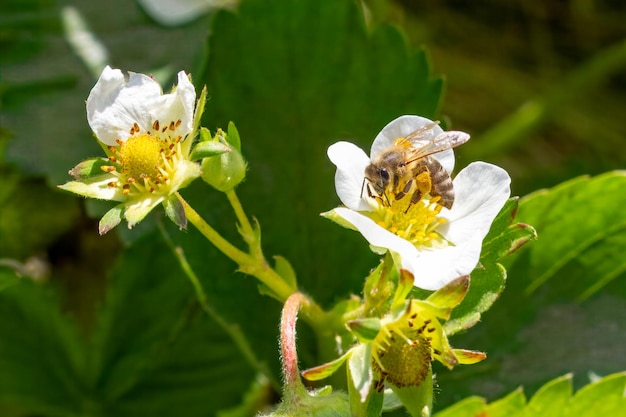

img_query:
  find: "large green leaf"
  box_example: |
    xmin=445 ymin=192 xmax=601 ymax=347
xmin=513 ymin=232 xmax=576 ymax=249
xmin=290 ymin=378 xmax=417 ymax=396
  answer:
xmin=0 ymin=275 xmax=85 ymax=417
xmin=0 ymin=231 xmax=258 ymax=416
xmin=88 ymin=231 xmax=257 ymax=416
xmin=506 ymin=171 xmax=626 ymax=300
xmin=198 ymin=0 xmax=443 ymax=306
xmin=432 ymin=172 xmax=626 ymax=408
xmin=434 ymin=372 xmax=626 ymax=417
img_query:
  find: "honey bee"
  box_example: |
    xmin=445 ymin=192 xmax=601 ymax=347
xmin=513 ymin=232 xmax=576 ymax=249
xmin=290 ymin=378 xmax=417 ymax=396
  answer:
xmin=363 ymin=122 xmax=470 ymax=210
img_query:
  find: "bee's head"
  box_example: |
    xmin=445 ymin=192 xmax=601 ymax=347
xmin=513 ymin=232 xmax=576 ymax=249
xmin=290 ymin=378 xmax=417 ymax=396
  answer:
xmin=365 ymin=163 xmax=389 ymax=193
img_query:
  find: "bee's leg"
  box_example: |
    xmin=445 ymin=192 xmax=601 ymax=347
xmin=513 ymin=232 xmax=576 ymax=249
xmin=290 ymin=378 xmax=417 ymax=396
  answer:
xmin=405 ymin=172 xmax=432 ymax=213
xmin=394 ymin=179 xmax=413 ymax=201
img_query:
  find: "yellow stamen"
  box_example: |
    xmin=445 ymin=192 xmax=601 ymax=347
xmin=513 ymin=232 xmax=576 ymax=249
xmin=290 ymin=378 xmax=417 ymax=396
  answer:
xmin=105 ymin=120 xmax=188 ymax=197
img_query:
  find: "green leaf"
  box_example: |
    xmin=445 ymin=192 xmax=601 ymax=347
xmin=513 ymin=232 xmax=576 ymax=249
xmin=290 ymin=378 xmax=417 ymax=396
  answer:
xmin=432 ymin=397 xmax=485 ymax=417
xmin=0 ymin=277 xmax=85 ymax=416
xmin=522 ymin=374 xmax=572 ymax=416
xmin=507 ymin=171 xmax=626 ymax=300
xmin=434 ymin=173 xmax=626 ymax=407
xmin=0 ymin=227 xmax=267 ymax=416
xmin=199 ymin=0 xmax=443 ymax=306
xmin=566 ymin=372 xmax=626 ymax=415
xmin=89 ymin=231 xmax=257 ymax=416
xmin=434 ymin=373 xmax=626 ymax=417
xmin=485 ymin=388 xmax=526 ymax=417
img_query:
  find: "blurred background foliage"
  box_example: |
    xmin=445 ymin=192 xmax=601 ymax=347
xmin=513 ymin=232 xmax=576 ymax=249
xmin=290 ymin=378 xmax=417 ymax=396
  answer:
xmin=0 ymin=0 xmax=625 ymax=415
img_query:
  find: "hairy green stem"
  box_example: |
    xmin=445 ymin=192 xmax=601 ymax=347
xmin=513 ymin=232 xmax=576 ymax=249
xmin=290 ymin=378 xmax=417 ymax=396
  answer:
xmin=174 ymin=192 xmax=328 ymax=332
xmin=225 ymin=190 xmax=256 ymax=246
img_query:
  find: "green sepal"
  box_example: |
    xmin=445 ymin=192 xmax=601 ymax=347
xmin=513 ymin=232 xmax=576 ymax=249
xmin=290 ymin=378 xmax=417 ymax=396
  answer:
xmin=189 ymin=139 xmax=231 ymax=161
xmin=273 ymin=255 xmax=298 ymax=290
xmin=348 ymin=344 xmax=374 ymax=404
xmin=382 ymin=388 xmax=403 ymax=412
xmin=301 ymin=350 xmax=351 ymax=381
xmin=227 ymin=121 xmax=241 ymax=152
xmin=163 ymin=194 xmax=187 ymax=229
xmin=452 ymin=349 xmax=487 ymax=365
xmin=388 ymin=366 xmax=433 ymax=417
xmin=347 ymin=343 xmax=383 ymax=416
xmin=346 ymin=318 xmax=381 ymax=343
xmin=320 ymin=209 xmax=359 ymax=231
xmin=425 ymin=275 xmax=470 ymax=315
xmin=98 ymin=204 xmax=124 ymax=235
xmin=199 ymin=126 xmax=211 ymax=142
xmin=68 ymin=157 xmax=114 ymax=180
xmin=192 ymin=86 xmax=207 ymax=137
xmin=391 ymin=269 xmax=415 ymax=310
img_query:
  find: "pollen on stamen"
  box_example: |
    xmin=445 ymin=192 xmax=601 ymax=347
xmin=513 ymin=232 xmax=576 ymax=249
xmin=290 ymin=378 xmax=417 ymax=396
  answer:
xmin=108 ymin=156 xmax=117 ymax=163
xmin=107 ymin=182 xmax=117 ymax=188
xmin=152 ymin=120 xmax=160 ymax=131
xmin=122 ymin=184 xmax=130 ymax=194
xmin=175 ymin=119 xmax=181 ymax=128
xmin=101 ymin=165 xmax=117 ymax=173
xmin=169 ymin=121 xmax=176 ymax=131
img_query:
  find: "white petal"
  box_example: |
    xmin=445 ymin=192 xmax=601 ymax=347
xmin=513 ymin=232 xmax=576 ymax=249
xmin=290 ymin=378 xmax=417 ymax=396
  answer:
xmin=327 ymin=142 xmax=372 ymax=211
xmin=87 ymin=66 xmax=162 ymax=146
xmin=137 ymin=0 xmax=236 ymax=27
xmin=334 ymin=207 xmax=419 ymax=260
xmin=402 ymin=241 xmax=482 ymax=290
xmin=404 ymin=162 xmax=511 ymax=289
xmin=149 ymin=70 xmax=196 ymax=137
xmin=369 ymin=115 xmax=456 ymax=174
xmin=440 ymin=162 xmax=511 ymax=244
xmin=86 ymin=67 xmax=195 ymax=146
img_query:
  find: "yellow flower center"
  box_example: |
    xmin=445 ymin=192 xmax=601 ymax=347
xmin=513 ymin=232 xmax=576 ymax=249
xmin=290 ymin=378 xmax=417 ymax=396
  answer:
xmin=368 ymin=195 xmax=448 ymax=248
xmin=101 ymin=120 xmax=185 ymax=195
xmin=118 ymin=133 xmax=163 ymax=181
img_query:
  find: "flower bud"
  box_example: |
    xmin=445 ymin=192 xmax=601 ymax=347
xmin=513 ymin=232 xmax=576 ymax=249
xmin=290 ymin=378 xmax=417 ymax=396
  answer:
xmin=201 ymin=127 xmax=247 ymax=192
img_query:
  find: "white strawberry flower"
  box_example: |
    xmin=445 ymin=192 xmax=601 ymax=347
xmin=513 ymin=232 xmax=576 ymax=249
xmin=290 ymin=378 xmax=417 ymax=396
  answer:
xmin=59 ymin=66 xmax=202 ymax=233
xmin=325 ymin=115 xmax=511 ymax=290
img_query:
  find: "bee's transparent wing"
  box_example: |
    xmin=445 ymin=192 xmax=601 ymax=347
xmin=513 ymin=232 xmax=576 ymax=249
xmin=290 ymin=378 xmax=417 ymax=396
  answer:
xmin=406 ymin=130 xmax=470 ymax=162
